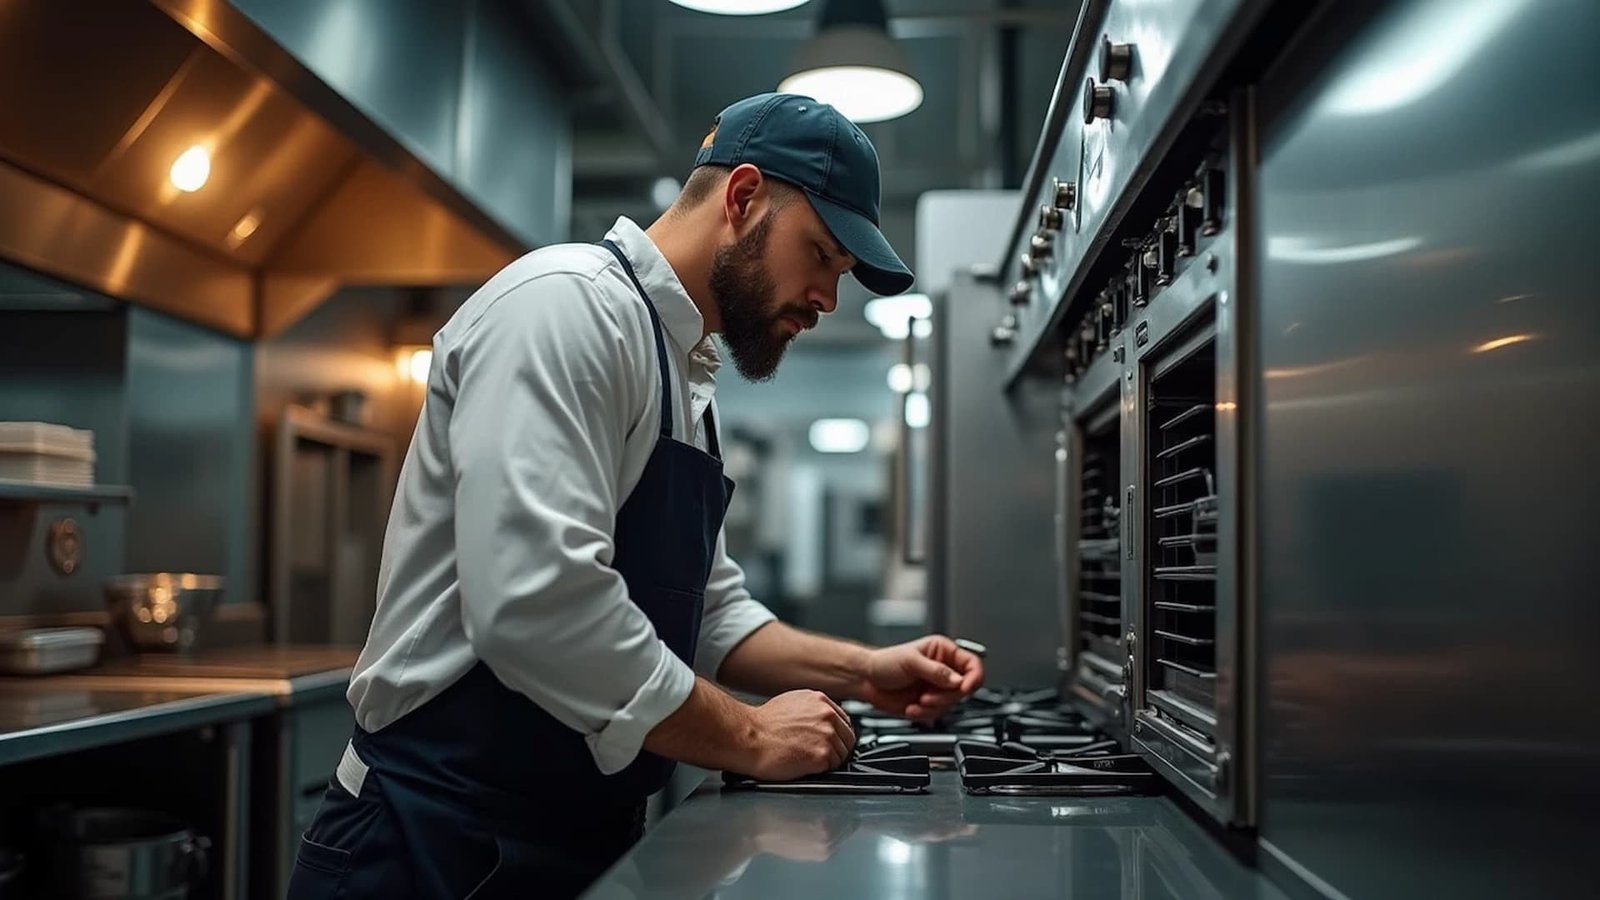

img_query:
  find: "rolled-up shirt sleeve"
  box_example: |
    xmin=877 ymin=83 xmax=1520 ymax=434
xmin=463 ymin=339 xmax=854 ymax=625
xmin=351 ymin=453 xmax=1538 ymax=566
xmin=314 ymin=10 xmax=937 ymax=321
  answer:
xmin=448 ymin=271 xmax=694 ymax=775
xmin=695 ymin=530 xmax=777 ymax=681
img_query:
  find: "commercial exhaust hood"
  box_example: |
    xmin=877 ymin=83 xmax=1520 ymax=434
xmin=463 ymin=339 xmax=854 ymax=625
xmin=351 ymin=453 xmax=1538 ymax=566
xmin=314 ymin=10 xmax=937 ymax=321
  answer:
xmin=0 ymin=0 xmax=525 ymax=338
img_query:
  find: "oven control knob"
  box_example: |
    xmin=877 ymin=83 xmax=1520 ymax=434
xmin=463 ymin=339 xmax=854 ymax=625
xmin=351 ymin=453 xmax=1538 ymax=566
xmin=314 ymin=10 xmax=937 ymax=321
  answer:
xmin=1053 ymin=177 xmax=1077 ymax=212
xmin=990 ymin=315 xmax=1018 ymax=346
xmin=1008 ymin=280 xmax=1032 ymax=307
xmin=1029 ymin=232 xmax=1053 ymax=260
xmin=1019 ymin=250 xmax=1038 ymax=277
xmin=1084 ymin=78 xmax=1114 ymax=123
xmin=1100 ymin=36 xmax=1134 ymax=82
xmin=1038 ymin=203 xmax=1063 ymax=232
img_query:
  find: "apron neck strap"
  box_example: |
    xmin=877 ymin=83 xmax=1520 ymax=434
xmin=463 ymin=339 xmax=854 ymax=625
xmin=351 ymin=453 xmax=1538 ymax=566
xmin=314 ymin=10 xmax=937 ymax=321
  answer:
xmin=598 ymin=239 xmax=674 ymax=441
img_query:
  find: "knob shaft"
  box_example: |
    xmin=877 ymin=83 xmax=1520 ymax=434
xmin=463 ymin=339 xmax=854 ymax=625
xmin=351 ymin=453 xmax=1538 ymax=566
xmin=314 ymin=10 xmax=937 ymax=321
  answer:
xmin=1084 ymin=78 xmax=1114 ymax=123
xmin=1052 ymin=178 xmax=1077 ymax=212
xmin=1100 ymin=36 xmax=1133 ymax=82
xmin=1029 ymin=232 xmax=1053 ymax=260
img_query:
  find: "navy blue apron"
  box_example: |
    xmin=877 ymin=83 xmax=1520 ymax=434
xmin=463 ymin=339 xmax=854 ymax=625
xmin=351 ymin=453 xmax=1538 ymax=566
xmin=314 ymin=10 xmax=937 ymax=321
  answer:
xmin=288 ymin=240 xmax=735 ymax=899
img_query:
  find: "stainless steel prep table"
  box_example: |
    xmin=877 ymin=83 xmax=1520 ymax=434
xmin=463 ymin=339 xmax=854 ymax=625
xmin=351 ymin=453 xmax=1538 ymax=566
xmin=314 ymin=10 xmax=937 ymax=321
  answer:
xmin=40 ymin=644 xmax=360 ymax=897
xmin=0 ymin=682 xmax=273 ymax=766
xmin=582 ymin=772 xmax=1287 ymax=900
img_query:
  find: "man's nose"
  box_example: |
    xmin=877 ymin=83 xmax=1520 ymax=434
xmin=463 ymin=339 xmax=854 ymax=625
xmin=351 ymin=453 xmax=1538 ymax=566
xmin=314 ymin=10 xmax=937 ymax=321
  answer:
xmin=809 ymin=282 xmax=839 ymax=315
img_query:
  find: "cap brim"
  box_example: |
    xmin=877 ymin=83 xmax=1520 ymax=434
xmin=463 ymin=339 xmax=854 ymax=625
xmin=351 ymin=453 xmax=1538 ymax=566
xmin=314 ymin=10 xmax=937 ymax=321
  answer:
xmin=804 ymin=190 xmax=914 ymax=296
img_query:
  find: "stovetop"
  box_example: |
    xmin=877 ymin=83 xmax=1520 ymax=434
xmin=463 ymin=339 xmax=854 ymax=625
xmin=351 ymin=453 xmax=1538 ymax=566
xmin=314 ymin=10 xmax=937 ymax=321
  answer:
xmin=723 ymin=742 xmax=931 ymax=794
xmin=845 ymin=686 xmax=1109 ymax=762
xmin=725 ymin=685 xmax=1153 ymax=797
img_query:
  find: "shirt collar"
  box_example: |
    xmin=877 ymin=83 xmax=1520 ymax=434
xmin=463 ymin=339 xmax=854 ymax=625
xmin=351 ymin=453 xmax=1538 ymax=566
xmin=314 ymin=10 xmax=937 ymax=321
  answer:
xmin=604 ymin=216 xmax=707 ymax=360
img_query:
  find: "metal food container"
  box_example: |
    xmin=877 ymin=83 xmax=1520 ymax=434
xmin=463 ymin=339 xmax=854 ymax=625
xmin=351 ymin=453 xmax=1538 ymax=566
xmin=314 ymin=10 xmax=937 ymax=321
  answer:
xmin=104 ymin=574 xmax=225 ymax=653
xmin=0 ymin=627 xmax=104 ymax=675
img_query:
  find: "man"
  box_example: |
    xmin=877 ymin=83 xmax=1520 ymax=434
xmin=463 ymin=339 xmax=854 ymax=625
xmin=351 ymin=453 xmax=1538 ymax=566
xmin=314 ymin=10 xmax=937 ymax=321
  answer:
xmin=288 ymin=93 xmax=984 ymax=899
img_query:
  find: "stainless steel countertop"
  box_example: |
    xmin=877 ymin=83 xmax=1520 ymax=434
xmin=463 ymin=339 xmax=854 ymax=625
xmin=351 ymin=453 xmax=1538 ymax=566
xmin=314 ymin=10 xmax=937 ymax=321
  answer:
xmin=40 ymin=644 xmax=360 ymax=707
xmin=582 ymin=772 xmax=1289 ymax=899
xmin=0 ymin=683 xmax=274 ymax=766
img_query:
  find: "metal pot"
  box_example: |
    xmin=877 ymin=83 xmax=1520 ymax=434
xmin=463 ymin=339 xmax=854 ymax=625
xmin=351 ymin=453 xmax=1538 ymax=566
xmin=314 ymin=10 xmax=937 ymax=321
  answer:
xmin=38 ymin=807 xmax=209 ymax=900
xmin=104 ymin=574 xmax=224 ymax=653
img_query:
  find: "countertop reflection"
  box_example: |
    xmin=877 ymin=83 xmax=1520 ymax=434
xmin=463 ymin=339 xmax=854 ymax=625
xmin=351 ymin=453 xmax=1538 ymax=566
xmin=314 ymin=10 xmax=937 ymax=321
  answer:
xmin=583 ymin=772 xmax=1286 ymax=900
xmin=0 ymin=682 xmax=274 ymax=765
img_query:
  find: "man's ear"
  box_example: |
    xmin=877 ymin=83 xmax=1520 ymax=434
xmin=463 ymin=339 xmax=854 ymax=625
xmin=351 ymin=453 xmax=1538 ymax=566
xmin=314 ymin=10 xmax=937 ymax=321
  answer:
xmin=722 ymin=163 xmax=765 ymax=231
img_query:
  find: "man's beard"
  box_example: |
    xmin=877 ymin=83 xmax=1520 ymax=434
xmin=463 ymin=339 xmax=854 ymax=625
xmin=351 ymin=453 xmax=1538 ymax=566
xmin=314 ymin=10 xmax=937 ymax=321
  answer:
xmin=709 ymin=212 xmax=806 ymax=382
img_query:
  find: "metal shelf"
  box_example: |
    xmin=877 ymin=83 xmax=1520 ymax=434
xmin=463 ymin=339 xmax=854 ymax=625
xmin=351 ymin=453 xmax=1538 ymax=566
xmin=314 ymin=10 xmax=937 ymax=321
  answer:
xmin=0 ymin=480 xmax=133 ymax=509
xmin=1159 ymin=403 xmax=1212 ymax=432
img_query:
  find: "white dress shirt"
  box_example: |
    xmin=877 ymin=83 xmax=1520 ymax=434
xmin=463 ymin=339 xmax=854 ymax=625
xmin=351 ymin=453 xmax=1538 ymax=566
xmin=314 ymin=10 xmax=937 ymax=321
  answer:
xmin=346 ymin=217 xmax=776 ymax=775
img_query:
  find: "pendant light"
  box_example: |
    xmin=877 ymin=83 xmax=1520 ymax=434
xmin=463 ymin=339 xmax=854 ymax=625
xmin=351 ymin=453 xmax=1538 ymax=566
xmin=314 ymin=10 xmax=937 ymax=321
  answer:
xmin=668 ymin=1 xmax=811 ymax=14
xmin=778 ymin=0 xmax=923 ymax=123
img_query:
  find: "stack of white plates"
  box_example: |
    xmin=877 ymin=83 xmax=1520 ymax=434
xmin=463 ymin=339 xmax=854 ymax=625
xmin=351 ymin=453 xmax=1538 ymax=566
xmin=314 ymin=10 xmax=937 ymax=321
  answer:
xmin=0 ymin=422 xmax=96 ymax=486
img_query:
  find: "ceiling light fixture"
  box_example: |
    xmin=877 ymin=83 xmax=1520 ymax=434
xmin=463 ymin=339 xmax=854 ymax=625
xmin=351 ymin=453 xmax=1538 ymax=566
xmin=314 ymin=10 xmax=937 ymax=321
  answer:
xmin=863 ymin=292 xmax=931 ymax=340
xmin=779 ymin=0 xmax=923 ymax=123
xmin=809 ymin=418 xmax=871 ymax=453
xmin=669 ymin=0 xmax=811 ymax=14
xmin=169 ymin=144 xmax=211 ymax=193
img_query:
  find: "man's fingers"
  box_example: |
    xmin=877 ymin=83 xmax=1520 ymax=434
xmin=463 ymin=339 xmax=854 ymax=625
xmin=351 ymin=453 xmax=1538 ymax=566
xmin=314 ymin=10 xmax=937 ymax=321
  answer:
xmin=952 ymin=649 xmax=985 ymax=693
xmin=827 ymin=732 xmax=850 ymax=768
xmin=906 ymin=652 xmax=963 ymax=689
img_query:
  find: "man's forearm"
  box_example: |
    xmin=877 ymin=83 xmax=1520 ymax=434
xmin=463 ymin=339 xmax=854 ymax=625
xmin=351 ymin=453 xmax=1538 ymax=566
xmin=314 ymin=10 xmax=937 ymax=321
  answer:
xmin=715 ymin=621 xmax=872 ymax=700
xmin=642 ymin=676 xmax=758 ymax=772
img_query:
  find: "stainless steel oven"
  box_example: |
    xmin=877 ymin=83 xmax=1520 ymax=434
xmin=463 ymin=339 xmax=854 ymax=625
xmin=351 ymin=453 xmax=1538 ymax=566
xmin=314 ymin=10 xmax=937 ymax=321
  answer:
xmin=1055 ymin=338 xmax=1127 ymax=738
xmin=1037 ymin=84 xmax=1258 ymax=826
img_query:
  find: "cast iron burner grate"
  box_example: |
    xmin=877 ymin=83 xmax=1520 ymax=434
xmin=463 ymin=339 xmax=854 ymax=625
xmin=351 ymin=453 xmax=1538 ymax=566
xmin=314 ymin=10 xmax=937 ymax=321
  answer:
xmin=955 ymin=740 xmax=1158 ymax=796
xmin=722 ymin=742 xmax=931 ymax=794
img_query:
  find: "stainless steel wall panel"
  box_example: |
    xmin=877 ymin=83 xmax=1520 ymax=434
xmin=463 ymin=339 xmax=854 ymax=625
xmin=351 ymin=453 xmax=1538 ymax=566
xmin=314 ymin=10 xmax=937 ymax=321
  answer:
xmin=228 ymin=0 xmax=465 ymax=179
xmin=456 ymin=0 xmax=572 ymax=247
xmin=1255 ymin=0 xmax=1600 ymax=896
xmin=0 ymin=308 xmax=130 ymax=619
xmin=937 ymin=274 xmax=1062 ymax=688
xmin=125 ymin=308 xmax=255 ymax=604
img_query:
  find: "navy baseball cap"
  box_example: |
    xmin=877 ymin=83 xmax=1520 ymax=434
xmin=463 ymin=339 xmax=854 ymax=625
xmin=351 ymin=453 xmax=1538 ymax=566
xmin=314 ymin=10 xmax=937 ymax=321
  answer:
xmin=693 ymin=93 xmax=914 ymax=296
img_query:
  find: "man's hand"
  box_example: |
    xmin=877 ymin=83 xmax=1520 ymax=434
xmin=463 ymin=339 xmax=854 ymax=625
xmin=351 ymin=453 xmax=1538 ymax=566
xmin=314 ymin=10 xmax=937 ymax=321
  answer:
xmin=858 ymin=635 xmax=985 ymax=721
xmin=740 ymin=690 xmax=857 ymax=781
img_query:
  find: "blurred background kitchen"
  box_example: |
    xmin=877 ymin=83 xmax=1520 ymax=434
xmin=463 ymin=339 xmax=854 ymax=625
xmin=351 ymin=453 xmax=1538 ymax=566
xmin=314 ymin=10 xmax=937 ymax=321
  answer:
xmin=0 ymin=2 xmax=1064 ymax=896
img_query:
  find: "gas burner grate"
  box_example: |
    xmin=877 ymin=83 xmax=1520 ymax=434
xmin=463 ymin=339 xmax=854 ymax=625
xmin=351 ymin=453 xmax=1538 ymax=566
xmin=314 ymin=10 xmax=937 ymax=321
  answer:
xmin=722 ymin=742 xmax=931 ymax=794
xmin=955 ymin=740 xmax=1158 ymax=796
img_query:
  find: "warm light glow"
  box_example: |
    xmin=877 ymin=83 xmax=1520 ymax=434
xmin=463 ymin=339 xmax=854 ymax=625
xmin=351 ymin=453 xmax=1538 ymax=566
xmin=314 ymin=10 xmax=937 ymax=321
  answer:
xmin=1471 ymin=334 xmax=1536 ymax=354
xmin=396 ymin=347 xmax=433 ymax=383
xmin=670 ymin=0 xmax=809 ymax=13
xmin=864 ymin=293 xmax=932 ymax=340
xmin=904 ymin=393 xmax=930 ymax=429
xmin=779 ymin=66 xmax=923 ymax=123
xmin=1264 ymin=357 xmax=1371 ymax=380
xmin=809 ymin=418 xmax=871 ymax=453
xmin=228 ymin=208 xmax=263 ymax=245
xmin=169 ymin=145 xmax=211 ymax=192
